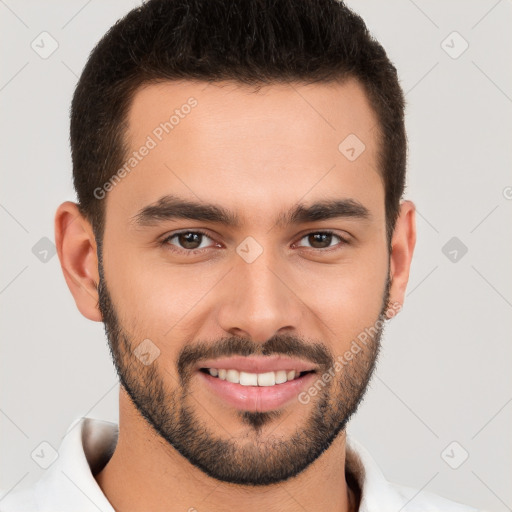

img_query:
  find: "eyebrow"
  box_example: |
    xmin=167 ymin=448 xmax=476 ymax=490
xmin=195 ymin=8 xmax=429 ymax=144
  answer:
xmin=130 ymin=194 xmax=371 ymax=229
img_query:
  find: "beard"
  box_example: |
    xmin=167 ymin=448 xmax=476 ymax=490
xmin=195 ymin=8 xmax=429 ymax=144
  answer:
xmin=97 ymin=247 xmax=391 ymax=486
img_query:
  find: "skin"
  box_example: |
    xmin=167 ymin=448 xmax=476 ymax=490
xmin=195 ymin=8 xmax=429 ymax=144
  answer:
xmin=55 ymin=78 xmax=416 ymax=512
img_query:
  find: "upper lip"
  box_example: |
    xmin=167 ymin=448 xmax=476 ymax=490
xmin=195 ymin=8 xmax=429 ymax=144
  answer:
xmin=197 ymin=355 xmax=317 ymax=374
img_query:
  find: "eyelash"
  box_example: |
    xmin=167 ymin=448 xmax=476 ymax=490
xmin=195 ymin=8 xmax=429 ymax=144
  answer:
xmin=160 ymin=229 xmax=349 ymax=256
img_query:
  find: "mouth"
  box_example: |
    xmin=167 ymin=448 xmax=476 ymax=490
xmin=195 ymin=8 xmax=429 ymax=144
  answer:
xmin=196 ymin=367 xmax=318 ymax=412
xmin=198 ymin=367 xmax=315 ymax=386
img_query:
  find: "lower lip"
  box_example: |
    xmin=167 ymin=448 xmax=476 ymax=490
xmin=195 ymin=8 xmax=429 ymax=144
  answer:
xmin=197 ymin=370 xmax=317 ymax=412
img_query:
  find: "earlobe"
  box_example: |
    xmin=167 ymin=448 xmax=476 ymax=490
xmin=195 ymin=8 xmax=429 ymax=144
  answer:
xmin=388 ymin=200 xmax=417 ymax=314
xmin=54 ymin=201 xmax=102 ymax=322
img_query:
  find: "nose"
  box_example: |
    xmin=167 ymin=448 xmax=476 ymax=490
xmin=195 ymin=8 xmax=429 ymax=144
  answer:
xmin=216 ymin=247 xmax=304 ymax=344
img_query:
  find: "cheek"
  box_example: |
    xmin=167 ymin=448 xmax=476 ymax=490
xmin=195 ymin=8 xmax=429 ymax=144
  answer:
xmin=299 ymin=246 xmax=388 ymax=343
xmin=105 ymin=246 xmax=218 ymax=340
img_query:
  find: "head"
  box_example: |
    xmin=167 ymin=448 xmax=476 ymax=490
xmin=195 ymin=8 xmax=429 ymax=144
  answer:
xmin=55 ymin=0 xmax=415 ymax=486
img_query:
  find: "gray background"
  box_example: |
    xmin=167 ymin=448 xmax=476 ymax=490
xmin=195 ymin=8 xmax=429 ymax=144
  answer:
xmin=1 ymin=1 xmax=511 ymax=510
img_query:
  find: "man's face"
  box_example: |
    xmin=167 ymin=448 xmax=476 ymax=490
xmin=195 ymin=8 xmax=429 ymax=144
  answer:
xmin=98 ymin=79 xmax=390 ymax=485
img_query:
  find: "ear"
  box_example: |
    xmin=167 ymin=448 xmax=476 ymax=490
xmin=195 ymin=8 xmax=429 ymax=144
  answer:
xmin=387 ymin=200 xmax=416 ymax=318
xmin=54 ymin=201 xmax=102 ymax=322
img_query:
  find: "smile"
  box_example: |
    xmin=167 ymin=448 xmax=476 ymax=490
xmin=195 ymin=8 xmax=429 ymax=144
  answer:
xmin=199 ymin=368 xmax=314 ymax=387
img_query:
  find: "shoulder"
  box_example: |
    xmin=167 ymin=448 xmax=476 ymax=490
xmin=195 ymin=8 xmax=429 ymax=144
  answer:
xmin=0 ymin=484 xmax=38 ymax=512
xmin=345 ymin=434 xmax=486 ymax=512
xmin=390 ymin=481 xmax=486 ymax=512
xmin=0 ymin=417 xmax=118 ymax=512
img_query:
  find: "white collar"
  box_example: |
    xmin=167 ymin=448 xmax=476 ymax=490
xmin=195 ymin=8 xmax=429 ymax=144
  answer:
xmin=1 ymin=416 xmax=479 ymax=511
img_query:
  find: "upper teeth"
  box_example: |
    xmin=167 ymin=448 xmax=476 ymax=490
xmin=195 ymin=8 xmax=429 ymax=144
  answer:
xmin=208 ymin=368 xmax=300 ymax=386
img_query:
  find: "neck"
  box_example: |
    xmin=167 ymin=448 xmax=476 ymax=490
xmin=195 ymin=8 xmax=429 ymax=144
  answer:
xmin=95 ymin=387 xmax=359 ymax=512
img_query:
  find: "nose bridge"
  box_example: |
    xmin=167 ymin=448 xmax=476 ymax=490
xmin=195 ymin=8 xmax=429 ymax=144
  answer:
xmin=217 ymin=238 xmax=302 ymax=343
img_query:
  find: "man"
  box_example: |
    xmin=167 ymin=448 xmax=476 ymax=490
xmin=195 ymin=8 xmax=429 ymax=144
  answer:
xmin=0 ymin=0 xmax=483 ymax=511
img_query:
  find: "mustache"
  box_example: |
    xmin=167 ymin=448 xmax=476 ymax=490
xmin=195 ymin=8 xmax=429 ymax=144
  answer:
xmin=177 ymin=333 xmax=334 ymax=382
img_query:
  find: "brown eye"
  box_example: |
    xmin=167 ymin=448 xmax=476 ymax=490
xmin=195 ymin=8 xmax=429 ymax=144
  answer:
xmin=176 ymin=232 xmax=202 ymax=249
xmin=163 ymin=230 xmax=214 ymax=252
xmin=296 ymin=231 xmax=347 ymax=250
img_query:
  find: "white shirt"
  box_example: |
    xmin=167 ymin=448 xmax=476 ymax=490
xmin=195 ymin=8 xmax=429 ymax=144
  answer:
xmin=0 ymin=416 xmax=484 ymax=512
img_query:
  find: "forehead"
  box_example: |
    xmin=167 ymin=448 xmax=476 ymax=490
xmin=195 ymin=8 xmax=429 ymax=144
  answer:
xmin=110 ymin=78 xmax=383 ymax=226
xmin=126 ymin=78 xmax=379 ymax=152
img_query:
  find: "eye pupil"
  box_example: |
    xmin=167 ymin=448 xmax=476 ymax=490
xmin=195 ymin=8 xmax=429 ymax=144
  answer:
xmin=179 ymin=232 xmax=202 ymax=249
xmin=308 ymin=233 xmax=332 ymax=249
